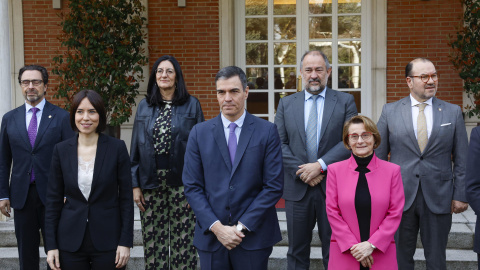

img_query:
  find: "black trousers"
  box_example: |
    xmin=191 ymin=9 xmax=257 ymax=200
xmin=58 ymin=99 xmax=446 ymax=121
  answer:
xmin=59 ymin=226 xmax=123 ymax=270
xmin=13 ymin=184 xmax=48 ymax=270
xmin=285 ymin=185 xmax=331 ymax=270
xmin=197 ymin=245 xmax=272 ymax=270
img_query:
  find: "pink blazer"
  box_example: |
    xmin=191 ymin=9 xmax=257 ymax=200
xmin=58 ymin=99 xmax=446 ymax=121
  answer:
xmin=326 ymin=153 xmax=404 ymax=270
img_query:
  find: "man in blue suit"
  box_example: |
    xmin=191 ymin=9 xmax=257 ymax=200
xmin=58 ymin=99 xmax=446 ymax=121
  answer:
xmin=183 ymin=66 xmax=283 ymax=269
xmin=0 ymin=65 xmax=74 ymax=270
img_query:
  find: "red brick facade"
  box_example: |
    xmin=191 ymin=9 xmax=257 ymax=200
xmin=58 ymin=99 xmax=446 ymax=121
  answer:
xmin=386 ymin=0 xmax=464 ymax=106
xmin=21 ymin=0 xmax=465 ymax=119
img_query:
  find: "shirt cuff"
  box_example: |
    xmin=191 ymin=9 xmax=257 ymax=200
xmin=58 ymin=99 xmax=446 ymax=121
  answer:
xmin=209 ymin=220 xmax=220 ymax=231
xmin=0 ymin=198 xmax=9 ymax=201
xmin=318 ymin=159 xmax=327 ymax=171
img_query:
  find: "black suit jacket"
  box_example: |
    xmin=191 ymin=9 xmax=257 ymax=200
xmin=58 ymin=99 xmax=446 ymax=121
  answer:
xmin=45 ymin=134 xmax=133 ymax=252
xmin=0 ymin=101 xmax=74 ymax=209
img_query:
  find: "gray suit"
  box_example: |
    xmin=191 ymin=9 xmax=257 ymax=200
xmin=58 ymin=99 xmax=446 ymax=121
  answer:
xmin=376 ymin=96 xmax=468 ymax=270
xmin=275 ymin=88 xmax=357 ymax=269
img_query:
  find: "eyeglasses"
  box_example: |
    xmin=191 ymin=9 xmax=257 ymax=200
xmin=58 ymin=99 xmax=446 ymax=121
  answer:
xmin=157 ymin=68 xmax=175 ymax=76
xmin=20 ymin=80 xmax=43 ymax=87
xmin=409 ymin=73 xmax=438 ymax=83
xmin=348 ymin=132 xmax=373 ymax=142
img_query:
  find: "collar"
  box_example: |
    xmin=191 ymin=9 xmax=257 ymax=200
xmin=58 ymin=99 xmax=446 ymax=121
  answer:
xmin=25 ymin=98 xmax=46 ymax=112
xmin=304 ymin=87 xmax=327 ymax=101
xmin=409 ymin=94 xmax=433 ymax=107
xmin=221 ymin=110 xmax=246 ymax=129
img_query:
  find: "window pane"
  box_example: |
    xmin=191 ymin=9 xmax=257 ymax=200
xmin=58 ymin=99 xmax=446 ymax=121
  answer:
xmin=274 ymin=0 xmax=296 ymax=15
xmin=338 ymin=41 xmax=361 ymax=64
xmin=275 ymin=67 xmax=297 ymax=90
xmin=338 ymin=0 xmax=361 ymax=13
xmin=309 ymin=42 xmax=332 ymax=63
xmin=309 ymin=17 xmax=332 ymax=39
xmin=338 ymin=66 xmax=361 ymax=89
xmin=275 ymin=91 xmax=297 ymax=112
xmin=274 ymin=42 xmax=296 ymax=65
xmin=247 ymin=92 xmax=269 ymax=114
xmin=246 ymin=0 xmax=267 ymax=15
xmin=246 ymin=67 xmax=268 ymax=90
xmin=309 ymin=0 xmax=332 ymax=14
xmin=342 ymin=90 xmax=361 ymax=112
xmin=274 ymin=17 xmax=296 ymax=40
xmin=246 ymin=43 xmax=268 ymax=65
xmin=246 ymin=18 xmax=268 ymax=40
xmin=338 ymin=15 xmax=361 ymax=38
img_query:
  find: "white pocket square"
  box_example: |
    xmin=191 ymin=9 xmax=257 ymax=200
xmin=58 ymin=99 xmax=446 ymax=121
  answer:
xmin=440 ymin=123 xmax=451 ymax=126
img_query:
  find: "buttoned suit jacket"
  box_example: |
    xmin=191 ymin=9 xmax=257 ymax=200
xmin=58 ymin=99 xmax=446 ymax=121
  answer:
xmin=466 ymin=126 xmax=480 ymax=253
xmin=182 ymin=112 xmax=283 ymax=252
xmin=376 ymin=96 xmax=468 ymax=214
xmin=45 ymin=134 xmax=134 ymax=252
xmin=274 ymin=88 xmax=357 ymax=201
xmin=326 ymin=154 xmax=404 ymax=269
xmin=0 ymin=101 xmax=74 ymax=209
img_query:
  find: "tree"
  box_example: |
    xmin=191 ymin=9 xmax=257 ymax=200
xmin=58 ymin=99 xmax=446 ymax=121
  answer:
xmin=53 ymin=0 xmax=148 ymax=126
xmin=448 ymin=0 xmax=480 ymax=118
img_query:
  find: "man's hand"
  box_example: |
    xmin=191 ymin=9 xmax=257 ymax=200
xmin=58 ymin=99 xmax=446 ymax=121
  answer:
xmin=350 ymin=241 xmax=374 ymax=262
xmin=133 ymin=187 xmax=146 ymax=212
xmin=307 ymin=174 xmax=325 ymax=187
xmin=211 ymin=222 xmax=244 ymax=250
xmin=296 ymin=162 xmax=323 ymax=184
xmin=47 ymin=249 xmax=61 ymax=270
xmin=0 ymin=199 xmax=11 ymax=217
xmin=115 ymin=246 xmax=130 ymax=269
xmin=451 ymin=200 xmax=468 ymax=214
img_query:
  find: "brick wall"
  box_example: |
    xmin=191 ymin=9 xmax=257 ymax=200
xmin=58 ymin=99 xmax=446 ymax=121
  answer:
xmin=22 ymin=0 xmax=65 ymax=105
xmin=386 ymin=0 xmax=464 ymax=106
xmin=147 ymin=0 xmax=220 ymax=120
xmin=22 ymin=0 xmax=221 ymax=120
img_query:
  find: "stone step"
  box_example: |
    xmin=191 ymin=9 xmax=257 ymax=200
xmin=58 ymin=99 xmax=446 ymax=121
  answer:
xmin=0 ymin=246 xmax=477 ymax=270
xmin=0 ymin=207 xmax=476 ymax=250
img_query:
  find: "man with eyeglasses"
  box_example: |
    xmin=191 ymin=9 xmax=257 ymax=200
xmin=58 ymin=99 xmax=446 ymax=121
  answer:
xmin=0 ymin=65 xmax=74 ymax=269
xmin=275 ymin=50 xmax=357 ymax=269
xmin=376 ymin=58 xmax=468 ymax=270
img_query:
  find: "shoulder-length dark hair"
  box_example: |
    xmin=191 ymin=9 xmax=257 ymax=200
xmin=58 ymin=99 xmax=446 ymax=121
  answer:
xmin=70 ymin=90 xmax=107 ymax=133
xmin=145 ymin=55 xmax=190 ymax=107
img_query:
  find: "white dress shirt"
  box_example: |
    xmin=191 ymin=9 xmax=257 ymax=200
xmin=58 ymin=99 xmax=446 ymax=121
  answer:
xmin=410 ymin=94 xmax=433 ymax=139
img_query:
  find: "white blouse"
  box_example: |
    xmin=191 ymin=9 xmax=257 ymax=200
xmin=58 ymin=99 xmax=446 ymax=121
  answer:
xmin=78 ymin=156 xmax=95 ymax=200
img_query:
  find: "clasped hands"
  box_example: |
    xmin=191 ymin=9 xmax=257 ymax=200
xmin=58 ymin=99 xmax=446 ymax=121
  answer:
xmin=211 ymin=222 xmax=245 ymax=250
xmin=350 ymin=241 xmax=375 ymax=268
xmin=296 ymin=162 xmax=324 ymax=187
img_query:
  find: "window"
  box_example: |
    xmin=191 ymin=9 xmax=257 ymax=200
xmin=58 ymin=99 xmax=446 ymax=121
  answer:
xmin=236 ymin=0 xmax=369 ymax=121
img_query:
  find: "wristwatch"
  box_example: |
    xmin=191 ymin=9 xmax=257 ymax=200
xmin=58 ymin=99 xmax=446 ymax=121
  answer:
xmin=236 ymin=223 xmax=249 ymax=234
xmin=369 ymin=242 xmax=376 ymax=249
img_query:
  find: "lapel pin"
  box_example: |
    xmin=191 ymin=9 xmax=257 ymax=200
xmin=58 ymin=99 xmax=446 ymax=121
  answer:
xmin=438 ymin=108 xmax=442 ymax=111
xmin=49 ymin=115 xmax=52 ymax=118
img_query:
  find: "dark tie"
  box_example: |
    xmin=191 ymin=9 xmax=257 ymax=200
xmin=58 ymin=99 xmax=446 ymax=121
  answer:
xmin=228 ymin=123 xmax=238 ymax=164
xmin=306 ymin=95 xmax=319 ymax=162
xmin=28 ymin=107 xmax=39 ymax=183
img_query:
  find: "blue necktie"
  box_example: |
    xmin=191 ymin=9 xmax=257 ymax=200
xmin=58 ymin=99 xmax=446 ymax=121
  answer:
xmin=306 ymin=95 xmax=319 ymax=163
xmin=28 ymin=107 xmax=39 ymax=183
xmin=228 ymin=123 xmax=238 ymax=164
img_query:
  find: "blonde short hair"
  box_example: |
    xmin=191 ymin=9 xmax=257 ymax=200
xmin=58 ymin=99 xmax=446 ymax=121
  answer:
xmin=342 ymin=115 xmax=381 ymax=150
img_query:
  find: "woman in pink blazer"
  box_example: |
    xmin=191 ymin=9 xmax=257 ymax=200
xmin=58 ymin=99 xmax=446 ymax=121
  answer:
xmin=326 ymin=115 xmax=404 ymax=269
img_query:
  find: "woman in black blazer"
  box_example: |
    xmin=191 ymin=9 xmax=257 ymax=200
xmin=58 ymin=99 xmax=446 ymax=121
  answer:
xmin=46 ymin=90 xmax=133 ymax=270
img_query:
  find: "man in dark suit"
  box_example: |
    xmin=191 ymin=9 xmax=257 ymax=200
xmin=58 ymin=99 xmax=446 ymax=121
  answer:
xmin=275 ymin=50 xmax=358 ymax=269
xmin=376 ymin=58 xmax=469 ymax=270
xmin=183 ymin=66 xmax=283 ymax=270
xmin=0 ymin=65 xmax=74 ymax=270
xmin=466 ymin=126 xmax=480 ymax=268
